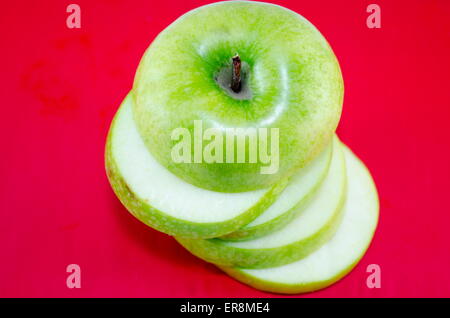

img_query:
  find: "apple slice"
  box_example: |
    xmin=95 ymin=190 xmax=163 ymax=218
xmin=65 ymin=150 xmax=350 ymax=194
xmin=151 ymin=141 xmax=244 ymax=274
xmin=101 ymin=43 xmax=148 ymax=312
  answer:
xmin=176 ymin=139 xmax=346 ymax=268
xmin=218 ymin=145 xmax=379 ymax=294
xmin=105 ymin=93 xmax=289 ymax=239
xmin=220 ymin=136 xmax=334 ymax=241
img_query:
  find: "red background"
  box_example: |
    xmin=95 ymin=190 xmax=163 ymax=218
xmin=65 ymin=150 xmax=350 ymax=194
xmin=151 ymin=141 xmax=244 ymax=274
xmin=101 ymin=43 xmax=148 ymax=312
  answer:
xmin=1 ymin=0 xmax=450 ymax=298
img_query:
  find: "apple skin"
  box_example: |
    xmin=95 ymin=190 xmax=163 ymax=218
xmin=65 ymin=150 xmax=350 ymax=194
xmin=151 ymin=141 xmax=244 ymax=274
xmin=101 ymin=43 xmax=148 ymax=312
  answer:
xmin=175 ymin=140 xmax=346 ymax=268
xmin=218 ymin=259 xmax=356 ymax=295
xmin=105 ymin=93 xmax=289 ymax=239
xmin=133 ymin=1 xmax=344 ymax=192
xmin=217 ymin=145 xmax=379 ymax=294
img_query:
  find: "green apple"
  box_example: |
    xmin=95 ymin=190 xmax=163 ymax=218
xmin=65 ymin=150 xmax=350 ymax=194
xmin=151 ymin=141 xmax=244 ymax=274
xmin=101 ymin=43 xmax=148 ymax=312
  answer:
xmin=105 ymin=93 xmax=288 ymax=239
xmin=220 ymin=136 xmax=334 ymax=241
xmin=218 ymin=145 xmax=379 ymax=294
xmin=176 ymin=139 xmax=346 ymax=268
xmin=132 ymin=0 xmax=344 ymax=192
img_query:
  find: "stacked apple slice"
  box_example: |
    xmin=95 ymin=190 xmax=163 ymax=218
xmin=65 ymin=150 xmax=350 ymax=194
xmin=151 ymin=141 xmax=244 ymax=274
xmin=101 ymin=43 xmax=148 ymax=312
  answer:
xmin=106 ymin=93 xmax=378 ymax=294
xmin=105 ymin=1 xmax=379 ymax=294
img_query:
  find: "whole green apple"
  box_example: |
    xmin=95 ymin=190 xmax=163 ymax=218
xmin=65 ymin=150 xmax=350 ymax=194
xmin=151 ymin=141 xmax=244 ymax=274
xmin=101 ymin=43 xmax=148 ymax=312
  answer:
xmin=133 ymin=1 xmax=343 ymax=192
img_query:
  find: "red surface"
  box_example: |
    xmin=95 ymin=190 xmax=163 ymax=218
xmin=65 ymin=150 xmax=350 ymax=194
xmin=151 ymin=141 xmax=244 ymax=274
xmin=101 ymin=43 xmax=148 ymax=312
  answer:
xmin=1 ymin=0 xmax=450 ymax=298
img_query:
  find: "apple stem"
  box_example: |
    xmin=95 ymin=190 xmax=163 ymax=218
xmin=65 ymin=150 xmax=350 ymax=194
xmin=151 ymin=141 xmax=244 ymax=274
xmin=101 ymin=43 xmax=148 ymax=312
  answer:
xmin=231 ymin=54 xmax=242 ymax=93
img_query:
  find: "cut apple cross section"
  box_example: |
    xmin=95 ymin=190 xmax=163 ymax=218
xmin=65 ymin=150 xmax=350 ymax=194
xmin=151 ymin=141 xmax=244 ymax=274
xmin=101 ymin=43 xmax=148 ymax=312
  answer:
xmin=218 ymin=145 xmax=379 ymax=294
xmin=176 ymin=137 xmax=346 ymax=268
xmin=105 ymin=92 xmax=290 ymax=239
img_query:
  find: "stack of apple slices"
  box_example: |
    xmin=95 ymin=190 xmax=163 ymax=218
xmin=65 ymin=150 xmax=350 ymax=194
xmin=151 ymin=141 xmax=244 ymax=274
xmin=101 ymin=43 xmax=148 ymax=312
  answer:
xmin=106 ymin=93 xmax=379 ymax=294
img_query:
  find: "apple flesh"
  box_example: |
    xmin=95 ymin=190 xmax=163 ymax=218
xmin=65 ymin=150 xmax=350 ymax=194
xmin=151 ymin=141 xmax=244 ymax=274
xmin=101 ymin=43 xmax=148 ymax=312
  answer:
xmin=218 ymin=145 xmax=379 ymax=294
xmin=176 ymin=138 xmax=346 ymax=268
xmin=132 ymin=0 xmax=344 ymax=192
xmin=105 ymin=93 xmax=288 ymax=239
